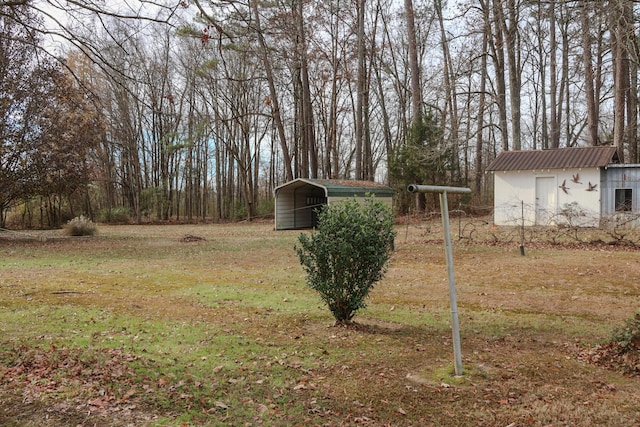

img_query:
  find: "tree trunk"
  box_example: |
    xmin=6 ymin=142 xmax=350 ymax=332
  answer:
xmin=498 ymin=0 xmax=521 ymax=150
xmin=535 ymin=0 xmax=548 ymax=149
xmin=355 ymin=0 xmax=366 ymax=180
xmin=296 ymin=0 xmax=318 ymax=179
xmin=436 ymin=0 xmax=460 ymax=179
xmin=628 ymin=58 xmax=638 ymax=162
xmin=611 ymin=8 xmax=627 ymax=162
xmin=489 ymin=0 xmax=509 ymax=151
xmin=475 ymin=4 xmax=489 ymax=196
xmin=549 ymin=0 xmax=559 ymax=149
xmin=559 ymin=15 xmax=568 ymax=147
xmin=581 ymin=2 xmax=599 ymax=146
xmin=404 ymin=0 xmax=422 ymax=124
xmin=249 ymin=0 xmax=294 ymax=181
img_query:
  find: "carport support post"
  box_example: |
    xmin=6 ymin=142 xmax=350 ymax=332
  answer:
xmin=408 ymin=184 xmax=471 ymax=377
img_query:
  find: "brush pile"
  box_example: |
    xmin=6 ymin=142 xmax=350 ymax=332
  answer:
xmin=579 ymin=311 xmax=640 ymax=376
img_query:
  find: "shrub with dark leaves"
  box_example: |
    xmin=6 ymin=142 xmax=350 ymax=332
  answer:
xmin=295 ymin=197 xmax=396 ymax=324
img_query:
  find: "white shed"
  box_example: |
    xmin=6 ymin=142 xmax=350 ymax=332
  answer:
xmin=486 ymin=146 xmax=620 ymax=226
xmin=273 ymin=178 xmax=394 ymax=230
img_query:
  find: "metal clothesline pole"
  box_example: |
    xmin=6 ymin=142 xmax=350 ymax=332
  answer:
xmin=407 ymin=184 xmax=471 ymax=377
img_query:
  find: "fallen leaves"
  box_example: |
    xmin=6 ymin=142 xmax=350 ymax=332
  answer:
xmin=577 ymin=341 xmax=640 ymax=377
xmin=0 ymin=341 xmax=156 ymax=424
xmin=214 ymin=401 xmax=229 ymax=410
xmin=293 ymin=382 xmax=307 ymax=391
xmin=227 ymin=376 xmax=245 ymax=384
xmin=87 ymin=397 xmax=108 ymax=408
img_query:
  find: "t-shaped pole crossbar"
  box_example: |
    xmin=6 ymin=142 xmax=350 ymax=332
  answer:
xmin=408 ymin=184 xmax=471 ymax=376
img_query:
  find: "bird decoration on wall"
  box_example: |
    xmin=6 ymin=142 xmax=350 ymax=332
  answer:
xmin=571 ymin=173 xmax=582 ymax=184
xmin=586 ymin=182 xmax=598 ymax=192
xmin=559 ymin=179 xmax=569 ymax=194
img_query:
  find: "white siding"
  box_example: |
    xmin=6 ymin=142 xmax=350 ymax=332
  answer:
xmin=493 ymin=168 xmax=601 ymax=227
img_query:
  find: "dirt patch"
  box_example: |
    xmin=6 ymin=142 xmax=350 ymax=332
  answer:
xmin=180 ymin=234 xmax=207 ymax=243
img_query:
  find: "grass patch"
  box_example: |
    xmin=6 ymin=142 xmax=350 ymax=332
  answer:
xmin=1 ymin=220 xmax=640 ymax=426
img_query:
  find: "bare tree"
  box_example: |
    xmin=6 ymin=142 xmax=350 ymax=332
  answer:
xmin=474 ymin=3 xmax=489 ymax=195
xmin=1 ymin=1 xmax=184 ymax=90
xmin=497 ymin=0 xmax=521 ymax=150
xmin=355 ymin=0 xmax=366 ymax=180
xmin=581 ymin=1 xmax=599 ymax=146
xmin=488 ymin=0 xmax=509 ymax=151
xmin=548 ymin=0 xmax=560 ymax=148
xmin=294 ymin=0 xmax=317 ymax=179
xmin=9 ymin=0 xmax=640 ymax=224
xmin=435 ymin=0 xmax=460 ymax=180
xmin=247 ymin=0 xmax=294 ymax=181
xmin=404 ymin=0 xmax=422 ymax=124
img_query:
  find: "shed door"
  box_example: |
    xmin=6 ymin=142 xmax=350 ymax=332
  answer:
xmin=535 ymin=177 xmax=556 ymax=225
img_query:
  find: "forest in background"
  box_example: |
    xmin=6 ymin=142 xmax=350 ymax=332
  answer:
xmin=1 ymin=0 xmax=640 ymax=228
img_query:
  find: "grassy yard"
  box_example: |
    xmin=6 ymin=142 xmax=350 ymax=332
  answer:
xmin=0 ymin=219 xmax=639 ymax=426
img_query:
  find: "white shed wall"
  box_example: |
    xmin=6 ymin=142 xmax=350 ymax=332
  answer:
xmin=493 ymin=168 xmax=601 ymax=226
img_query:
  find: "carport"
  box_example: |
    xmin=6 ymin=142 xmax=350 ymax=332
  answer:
xmin=274 ymin=178 xmax=394 ymax=230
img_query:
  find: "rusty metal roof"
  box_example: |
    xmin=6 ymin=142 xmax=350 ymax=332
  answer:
xmin=486 ymin=146 xmax=619 ymax=171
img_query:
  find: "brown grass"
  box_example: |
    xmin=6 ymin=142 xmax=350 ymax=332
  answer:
xmin=0 ymin=218 xmax=639 ymax=426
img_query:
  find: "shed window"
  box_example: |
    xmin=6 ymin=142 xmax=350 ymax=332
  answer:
xmin=615 ymin=188 xmax=633 ymax=212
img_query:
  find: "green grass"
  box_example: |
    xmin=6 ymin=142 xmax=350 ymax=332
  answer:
xmin=1 ymin=221 xmax=640 ymax=426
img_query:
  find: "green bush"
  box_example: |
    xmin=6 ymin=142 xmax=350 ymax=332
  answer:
xmin=98 ymin=207 xmax=131 ymax=224
xmin=612 ymin=310 xmax=640 ymax=354
xmin=63 ymin=215 xmax=98 ymax=236
xmin=295 ymin=197 xmax=396 ymax=324
xmin=256 ymin=198 xmax=275 ymax=218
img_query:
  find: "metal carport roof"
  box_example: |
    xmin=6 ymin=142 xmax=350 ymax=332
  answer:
xmin=274 ymin=178 xmax=395 ymax=198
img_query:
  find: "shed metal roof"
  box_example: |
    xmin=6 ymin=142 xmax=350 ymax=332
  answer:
xmin=274 ymin=178 xmax=394 ymax=198
xmin=486 ymin=146 xmax=619 ymax=172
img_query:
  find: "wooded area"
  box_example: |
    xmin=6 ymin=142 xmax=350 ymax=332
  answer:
xmin=1 ymin=0 xmax=639 ymax=227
